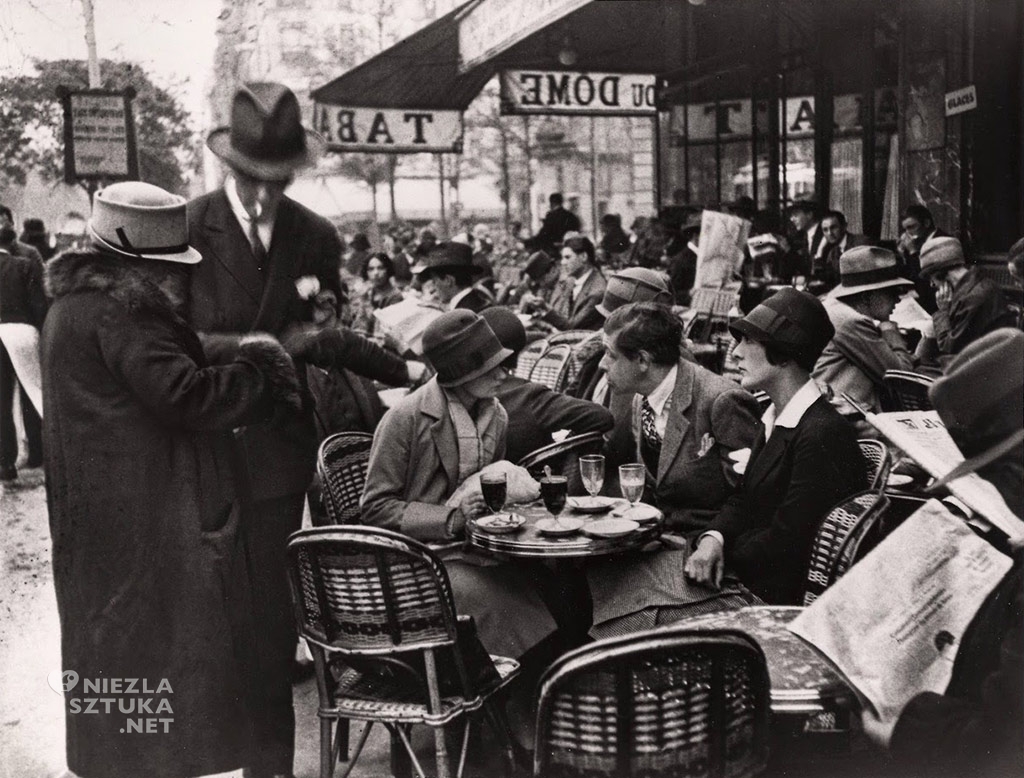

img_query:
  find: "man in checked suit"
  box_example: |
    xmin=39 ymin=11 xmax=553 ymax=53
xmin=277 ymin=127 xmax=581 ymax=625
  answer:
xmin=186 ymin=82 xmax=344 ymax=778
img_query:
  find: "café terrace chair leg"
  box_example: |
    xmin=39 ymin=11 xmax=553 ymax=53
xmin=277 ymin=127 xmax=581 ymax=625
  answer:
xmin=334 ymin=721 xmax=374 ymax=778
xmin=423 ymin=649 xmax=453 ymax=778
xmin=480 ymin=699 xmax=516 ymax=778
xmin=389 ymin=722 xmax=427 ymax=778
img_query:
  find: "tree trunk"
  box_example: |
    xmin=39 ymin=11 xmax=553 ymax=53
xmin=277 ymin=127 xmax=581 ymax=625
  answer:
xmin=522 ymin=116 xmax=533 ymax=230
xmin=370 ymin=183 xmax=379 ymax=226
xmin=437 ymin=154 xmax=448 ymax=236
xmin=499 ymin=126 xmax=511 ymax=230
xmin=387 ymin=156 xmax=398 ymax=222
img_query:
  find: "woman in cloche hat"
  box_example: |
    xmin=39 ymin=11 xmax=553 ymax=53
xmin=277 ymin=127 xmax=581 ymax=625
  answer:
xmin=41 ymin=181 xmax=302 ymax=778
xmin=684 ymin=288 xmax=863 ymax=604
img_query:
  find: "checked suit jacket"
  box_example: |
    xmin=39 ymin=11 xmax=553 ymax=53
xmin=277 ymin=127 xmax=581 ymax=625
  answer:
xmin=186 ymin=189 xmax=344 ymax=501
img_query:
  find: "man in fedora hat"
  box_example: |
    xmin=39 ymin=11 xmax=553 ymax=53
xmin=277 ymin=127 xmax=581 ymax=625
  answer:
xmin=186 ymin=81 xmax=347 ymax=778
xmin=41 ymin=181 xmax=303 ymax=778
xmin=413 ymin=241 xmax=492 ymax=312
xmin=685 ymin=288 xmax=863 ymax=604
xmin=813 ymin=245 xmax=916 ymax=417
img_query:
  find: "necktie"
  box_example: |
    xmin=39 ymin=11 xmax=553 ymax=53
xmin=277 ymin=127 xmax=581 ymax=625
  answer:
xmin=639 ymin=396 xmax=661 ymax=472
xmin=249 ymin=219 xmax=267 ymax=273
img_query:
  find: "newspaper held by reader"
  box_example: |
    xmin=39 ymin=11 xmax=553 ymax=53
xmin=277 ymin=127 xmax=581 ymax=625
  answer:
xmin=789 ymin=499 xmax=1012 ymax=727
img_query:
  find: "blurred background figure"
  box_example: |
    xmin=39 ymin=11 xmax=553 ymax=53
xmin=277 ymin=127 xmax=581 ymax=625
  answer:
xmin=351 ymin=252 xmax=404 ymax=338
xmin=19 ymin=218 xmax=56 ymax=261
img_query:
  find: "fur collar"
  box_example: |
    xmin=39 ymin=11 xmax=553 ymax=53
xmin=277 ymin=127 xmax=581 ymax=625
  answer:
xmin=45 ymin=249 xmax=179 ymax=318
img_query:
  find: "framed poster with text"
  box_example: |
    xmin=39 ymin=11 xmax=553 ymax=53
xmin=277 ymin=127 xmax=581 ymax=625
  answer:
xmin=57 ymin=87 xmax=140 ymax=183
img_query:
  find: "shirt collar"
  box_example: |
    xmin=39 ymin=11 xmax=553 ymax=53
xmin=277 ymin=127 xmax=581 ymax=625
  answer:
xmin=225 ymin=176 xmax=277 ymax=245
xmin=448 ymin=286 xmax=473 ymax=310
xmin=573 ymin=268 xmax=593 ymax=295
xmin=646 ymin=364 xmax=677 ymax=417
xmin=761 ymin=379 xmax=821 ymax=439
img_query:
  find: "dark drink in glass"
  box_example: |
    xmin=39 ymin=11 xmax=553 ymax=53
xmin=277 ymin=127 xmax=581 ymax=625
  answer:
xmin=480 ymin=474 xmax=507 ymax=515
xmin=540 ymin=476 xmax=568 ymax=516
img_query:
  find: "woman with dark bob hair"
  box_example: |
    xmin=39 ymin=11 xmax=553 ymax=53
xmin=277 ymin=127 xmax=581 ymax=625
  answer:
xmin=533 ymin=234 xmax=607 ymax=331
xmin=352 ymin=252 xmax=404 ymax=336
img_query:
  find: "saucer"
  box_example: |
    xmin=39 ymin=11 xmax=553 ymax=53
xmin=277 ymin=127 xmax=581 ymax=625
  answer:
xmin=619 ymin=504 xmax=661 ymax=524
xmin=567 ymin=496 xmax=615 ymax=514
xmin=536 ymin=518 xmax=585 ymax=536
xmin=474 ymin=513 xmax=526 ymax=534
xmin=582 ymin=518 xmax=639 ymax=539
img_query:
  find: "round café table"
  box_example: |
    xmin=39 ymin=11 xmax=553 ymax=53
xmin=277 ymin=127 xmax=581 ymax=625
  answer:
xmin=467 ymin=498 xmax=663 ymax=559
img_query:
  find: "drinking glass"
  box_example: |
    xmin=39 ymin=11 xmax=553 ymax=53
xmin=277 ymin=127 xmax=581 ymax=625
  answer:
xmin=540 ymin=475 xmax=568 ymax=525
xmin=579 ymin=455 xmax=605 ymax=499
xmin=480 ymin=472 xmax=508 ymax=515
xmin=618 ymin=464 xmax=646 ymax=508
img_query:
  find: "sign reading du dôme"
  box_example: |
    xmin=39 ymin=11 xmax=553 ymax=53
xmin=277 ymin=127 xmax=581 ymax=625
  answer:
xmin=313 ymin=105 xmax=464 ymax=153
xmin=500 ymin=70 xmax=657 ymax=116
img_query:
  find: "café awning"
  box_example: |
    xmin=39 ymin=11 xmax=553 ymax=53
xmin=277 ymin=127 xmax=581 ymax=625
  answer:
xmin=311 ymin=1 xmax=492 ymax=153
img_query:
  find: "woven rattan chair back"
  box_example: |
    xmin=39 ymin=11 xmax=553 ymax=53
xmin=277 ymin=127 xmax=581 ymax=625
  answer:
xmin=804 ymin=490 xmax=890 ymax=605
xmin=857 ymin=439 xmax=891 ymax=492
xmin=516 ymin=339 xmax=550 ymax=379
xmin=518 ymin=431 xmax=606 ymax=495
xmin=529 ymin=344 xmax=574 ymax=391
xmin=534 ymin=629 xmax=770 ymax=778
xmin=317 ymin=432 xmax=375 ymax=525
xmin=288 ymin=526 xmax=457 ymax=653
xmin=547 ymin=330 xmax=593 ymax=348
xmin=881 ymin=370 xmax=935 ymax=412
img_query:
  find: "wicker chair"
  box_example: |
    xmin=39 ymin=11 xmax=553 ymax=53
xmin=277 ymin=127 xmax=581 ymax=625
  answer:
xmin=547 ymin=330 xmax=593 ymax=348
xmin=515 ymin=339 xmax=549 ymax=379
xmin=534 ymin=628 xmax=771 ymax=778
xmin=881 ymin=370 xmax=935 ymax=412
xmin=529 ymin=344 xmax=574 ymax=391
xmin=857 ymin=439 xmax=892 ymax=492
xmin=804 ymin=490 xmax=891 ymax=605
xmin=317 ymin=432 xmax=375 ymax=526
xmin=287 ymin=526 xmax=520 ymax=778
xmin=518 ymin=431 xmax=606 ymax=495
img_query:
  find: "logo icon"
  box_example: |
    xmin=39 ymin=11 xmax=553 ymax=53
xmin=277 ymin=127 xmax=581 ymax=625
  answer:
xmin=47 ymin=670 xmax=79 ymax=694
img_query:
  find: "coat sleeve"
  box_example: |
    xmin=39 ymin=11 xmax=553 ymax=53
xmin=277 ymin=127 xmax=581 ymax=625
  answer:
xmin=831 ymin=317 xmax=914 ymax=384
xmin=360 ymin=406 xmax=457 ymax=542
xmin=933 ymin=278 xmax=1006 ymax=355
xmin=96 ymin=308 xmax=294 ymax=432
xmin=709 ymin=388 xmax=760 ymax=493
xmin=530 ymin=383 xmax=614 ymax=439
xmin=328 ymin=327 xmax=409 ymax=386
xmin=543 ymin=291 xmax=603 ymax=331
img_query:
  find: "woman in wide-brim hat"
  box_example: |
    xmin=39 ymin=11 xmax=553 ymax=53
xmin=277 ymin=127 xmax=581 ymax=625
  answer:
xmin=684 ymin=287 xmax=864 ymax=605
xmin=361 ymin=309 xmax=558 ymax=660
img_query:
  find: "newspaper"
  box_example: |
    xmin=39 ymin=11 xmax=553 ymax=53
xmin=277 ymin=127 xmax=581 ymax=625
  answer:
xmin=789 ymin=499 xmax=1012 ymax=726
xmin=890 ymin=294 xmax=934 ymax=334
xmin=0 ymin=322 xmax=43 ymax=416
xmin=863 ymin=409 xmax=1023 ymax=541
xmin=372 ymin=298 xmax=445 ymax=356
xmin=695 ymin=210 xmax=750 ymax=289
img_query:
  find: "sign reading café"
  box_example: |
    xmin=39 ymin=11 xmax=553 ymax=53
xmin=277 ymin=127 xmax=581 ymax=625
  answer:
xmin=313 ymin=104 xmax=464 ymax=153
xmin=499 ymin=70 xmax=658 ymax=116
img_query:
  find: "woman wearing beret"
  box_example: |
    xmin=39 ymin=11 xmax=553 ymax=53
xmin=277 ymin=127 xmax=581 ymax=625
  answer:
xmin=685 ymin=288 xmax=864 ymax=604
xmin=361 ymin=310 xmax=557 ymax=659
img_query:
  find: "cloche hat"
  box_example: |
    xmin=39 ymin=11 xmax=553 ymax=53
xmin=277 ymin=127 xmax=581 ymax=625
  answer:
xmin=207 ymin=82 xmax=325 ymax=181
xmin=422 ymin=310 xmax=513 ymax=387
xmin=729 ymin=287 xmax=834 ymax=368
xmin=919 ymin=236 xmax=966 ymax=278
xmin=88 ymin=181 xmax=201 ymax=264
xmin=831 ymin=246 xmax=913 ymax=299
xmin=597 ymin=267 xmax=673 ymax=317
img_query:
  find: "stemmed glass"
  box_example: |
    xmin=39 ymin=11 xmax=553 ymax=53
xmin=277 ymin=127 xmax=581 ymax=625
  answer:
xmin=480 ymin=472 xmax=508 ymax=516
xmin=618 ymin=464 xmax=646 ymax=510
xmin=579 ymin=455 xmax=605 ymax=504
xmin=540 ymin=475 xmax=568 ymax=528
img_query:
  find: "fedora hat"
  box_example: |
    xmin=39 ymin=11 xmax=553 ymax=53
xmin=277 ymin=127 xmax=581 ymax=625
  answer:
xmin=597 ymin=267 xmax=673 ymax=317
xmin=729 ymin=287 xmax=833 ymax=369
xmin=523 ymin=250 xmax=555 ymax=281
xmin=88 ymin=181 xmax=201 ymax=264
xmin=207 ymin=82 xmax=325 ymax=181
xmin=919 ymin=236 xmax=966 ymax=278
xmin=480 ymin=306 xmax=527 ymax=357
xmin=422 ymin=310 xmax=513 ymax=387
xmin=412 ymin=242 xmax=483 ymax=278
xmin=831 ymin=246 xmax=913 ymax=299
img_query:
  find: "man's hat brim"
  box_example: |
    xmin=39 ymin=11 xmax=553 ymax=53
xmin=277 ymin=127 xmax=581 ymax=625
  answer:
xmin=207 ymin=127 xmax=326 ymax=181
xmin=831 ymin=276 xmax=914 ymax=299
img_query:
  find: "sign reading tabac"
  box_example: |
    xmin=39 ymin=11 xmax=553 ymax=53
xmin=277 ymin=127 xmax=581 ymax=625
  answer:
xmin=313 ymin=104 xmax=464 ymax=153
xmin=58 ymin=87 xmax=139 ymax=182
xmin=500 ymin=70 xmax=657 ymax=116
xmin=459 ymin=0 xmax=591 ymax=72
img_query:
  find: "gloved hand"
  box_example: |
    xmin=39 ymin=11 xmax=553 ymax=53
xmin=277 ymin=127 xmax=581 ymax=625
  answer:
xmin=280 ymin=326 xmax=345 ymax=369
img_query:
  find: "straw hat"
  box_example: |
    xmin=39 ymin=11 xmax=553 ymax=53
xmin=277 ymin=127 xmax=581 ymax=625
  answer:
xmin=207 ymin=83 xmax=325 ymax=181
xmin=422 ymin=310 xmax=512 ymax=387
xmin=831 ymin=246 xmax=913 ymax=299
xmin=88 ymin=181 xmax=201 ymax=264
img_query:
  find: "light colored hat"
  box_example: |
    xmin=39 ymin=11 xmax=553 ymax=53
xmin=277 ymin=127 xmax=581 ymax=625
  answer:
xmin=422 ymin=310 xmax=513 ymax=387
xmin=88 ymin=181 xmax=201 ymax=264
xmin=831 ymin=246 xmax=913 ymax=299
xmin=207 ymin=82 xmax=325 ymax=181
xmin=597 ymin=267 xmax=673 ymax=317
xmin=919 ymin=236 xmax=966 ymax=278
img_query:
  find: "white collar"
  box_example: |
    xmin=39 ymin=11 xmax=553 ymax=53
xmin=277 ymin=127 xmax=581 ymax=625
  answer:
xmin=573 ymin=268 xmax=593 ymax=295
xmin=761 ymin=379 xmax=821 ymax=440
xmin=225 ymin=176 xmax=276 ymax=249
xmin=646 ymin=364 xmax=677 ymax=418
xmin=448 ymin=286 xmax=473 ymax=310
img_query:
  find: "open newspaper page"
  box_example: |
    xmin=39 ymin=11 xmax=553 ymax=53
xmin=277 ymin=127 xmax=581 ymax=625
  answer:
xmin=372 ymin=297 xmax=445 ymax=356
xmin=863 ymin=409 xmax=1024 ymax=540
xmin=789 ymin=499 xmax=1012 ymax=726
xmin=695 ymin=210 xmax=750 ymax=289
xmin=0 ymin=322 xmax=43 ymax=415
